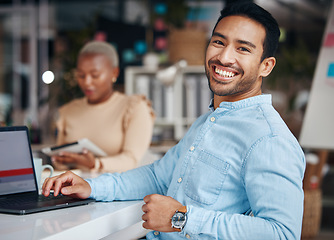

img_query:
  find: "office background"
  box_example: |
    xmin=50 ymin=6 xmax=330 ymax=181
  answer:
xmin=0 ymin=0 xmax=333 ymax=239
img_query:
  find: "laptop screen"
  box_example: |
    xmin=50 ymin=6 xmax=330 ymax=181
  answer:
xmin=0 ymin=127 xmax=36 ymax=195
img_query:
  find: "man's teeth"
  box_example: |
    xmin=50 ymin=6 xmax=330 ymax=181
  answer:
xmin=215 ymin=68 xmax=235 ymax=78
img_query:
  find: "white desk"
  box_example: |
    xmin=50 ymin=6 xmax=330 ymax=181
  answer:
xmin=0 ymin=200 xmax=149 ymax=240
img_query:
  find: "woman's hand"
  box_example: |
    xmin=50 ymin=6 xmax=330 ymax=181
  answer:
xmin=51 ymin=149 xmax=96 ymax=169
xmin=42 ymin=171 xmax=92 ymax=199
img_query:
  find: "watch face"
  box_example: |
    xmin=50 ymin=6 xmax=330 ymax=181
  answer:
xmin=172 ymin=212 xmax=186 ymax=228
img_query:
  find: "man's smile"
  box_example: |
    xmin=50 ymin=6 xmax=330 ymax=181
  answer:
xmin=210 ymin=64 xmax=241 ymax=84
xmin=214 ymin=66 xmax=236 ymax=78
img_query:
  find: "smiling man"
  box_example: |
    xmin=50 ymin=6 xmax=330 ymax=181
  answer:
xmin=206 ymin=9 xmax=276 ymax=106
xmin=43 ymin=2 xmax=305 ymax=240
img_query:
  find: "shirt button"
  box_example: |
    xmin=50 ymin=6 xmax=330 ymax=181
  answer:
xmin=210 ymin=117 xmax=216 ymax=122
xmin=154 ymin=231 xmax=159 ymax=236
xmin=186 ymin=234 xmax=191 ymax=239
xmin=189 ymin=146 xmax=195 ymax=151
xmin=177 ymin=177 xmax=182 ymax=183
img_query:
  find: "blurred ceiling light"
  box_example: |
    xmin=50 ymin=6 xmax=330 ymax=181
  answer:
xmin=42 ymin=70 xmax=54 ymax=84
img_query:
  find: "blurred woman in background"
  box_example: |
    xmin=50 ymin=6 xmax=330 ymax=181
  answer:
xmin=51 ymin=41 xmax=155 ymax=173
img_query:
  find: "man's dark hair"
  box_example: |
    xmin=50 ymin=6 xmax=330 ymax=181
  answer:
xmin=212 ymin=1 xmax=280 ymax=61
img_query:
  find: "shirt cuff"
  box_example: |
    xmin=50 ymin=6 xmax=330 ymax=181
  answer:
xmin=182 ymin=205 xmax=203 ymax=235
xmin=85 ymin=178 xmax=96 ymax=198
xmin=84 ymin=173 xmax=118 ymax=201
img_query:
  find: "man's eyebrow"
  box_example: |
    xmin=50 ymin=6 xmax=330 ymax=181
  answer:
xmin=212 ymin=32 xmax=227 ymax=39
xmin=237 ymin=40 xmax=256 ymax=49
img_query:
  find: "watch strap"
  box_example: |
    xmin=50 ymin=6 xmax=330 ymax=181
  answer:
xmin=178 ymin=205 xmax=187 ymax=214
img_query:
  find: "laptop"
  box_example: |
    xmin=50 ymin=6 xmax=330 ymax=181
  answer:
xmin=0 ymin=125 xmax=95 ymax=215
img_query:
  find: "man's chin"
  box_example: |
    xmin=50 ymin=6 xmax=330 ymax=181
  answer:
xmin=209 ymin=86 xmax=228 ymax=97
xmin=208 ymin=80 xmax=233 ymax=96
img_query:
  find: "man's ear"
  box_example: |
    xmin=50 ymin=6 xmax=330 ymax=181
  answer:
xmin=259 ymin=57 xmax=276 ymax=77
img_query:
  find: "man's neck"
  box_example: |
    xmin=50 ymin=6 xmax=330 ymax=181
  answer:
xmin=213 ymin=91 xmax=262 ymax=109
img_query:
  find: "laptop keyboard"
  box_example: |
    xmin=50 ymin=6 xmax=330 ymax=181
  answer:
xmin=0 ymin=193 xmax=68 ymax=207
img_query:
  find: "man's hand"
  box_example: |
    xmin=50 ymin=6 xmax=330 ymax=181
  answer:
xmin=42 ymin=171 xmax=92 ymax=199
xmin=142 ymin=194 xmax=183 ymax=232
xmin=51 ymin=149 xmax=95 ymax=169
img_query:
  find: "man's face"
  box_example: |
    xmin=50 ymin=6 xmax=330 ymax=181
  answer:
xmin=205 ymin=15 xmax=269 ymax=102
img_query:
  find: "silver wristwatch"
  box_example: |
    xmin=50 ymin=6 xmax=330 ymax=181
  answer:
xmin=171 ymin=205 xmax=187 ymax=231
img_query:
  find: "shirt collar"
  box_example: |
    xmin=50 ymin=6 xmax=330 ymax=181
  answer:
xmin=209 ymin=94 xmax=272 ymax=112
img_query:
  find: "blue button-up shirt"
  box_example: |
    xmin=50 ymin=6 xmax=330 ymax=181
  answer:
xmin=87 ymin=94 xmax=305 ymax=240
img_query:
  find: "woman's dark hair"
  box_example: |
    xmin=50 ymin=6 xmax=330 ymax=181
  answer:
xmin=212 ymin=1 xmax=280 ymax=61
